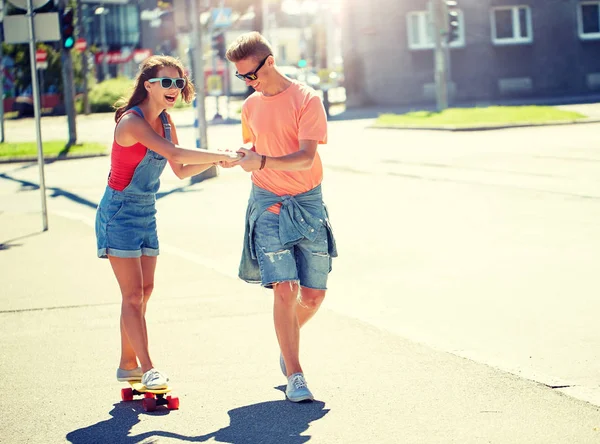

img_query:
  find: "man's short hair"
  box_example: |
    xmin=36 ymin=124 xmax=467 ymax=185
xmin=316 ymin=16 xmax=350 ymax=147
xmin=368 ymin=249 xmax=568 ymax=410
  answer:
xmin=226 ymin=31 xmax=273 ymax=63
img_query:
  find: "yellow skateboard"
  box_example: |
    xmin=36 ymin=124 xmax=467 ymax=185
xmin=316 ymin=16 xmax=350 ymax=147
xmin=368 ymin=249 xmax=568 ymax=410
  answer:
xmin=120 ymin=380 xmax=179 ymax=412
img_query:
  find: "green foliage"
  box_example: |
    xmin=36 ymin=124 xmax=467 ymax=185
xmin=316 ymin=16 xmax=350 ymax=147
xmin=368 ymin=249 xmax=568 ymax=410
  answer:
xmin=79 ymin=77 xmax=193 ymax=114
xmin=2 ymin=0 xmax=81 ymax=95
xmin=87 ymin=77 xmax=134 ymax=113
xmin=375 ymin=106 xmax=587 ymax=128
xmin=0 ymin=140 xmax=107 ymax=158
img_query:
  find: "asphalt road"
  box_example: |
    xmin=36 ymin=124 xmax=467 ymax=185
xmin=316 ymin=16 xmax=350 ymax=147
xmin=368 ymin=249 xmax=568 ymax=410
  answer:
xmin=1 ymin=114 xmax=600 ymax=442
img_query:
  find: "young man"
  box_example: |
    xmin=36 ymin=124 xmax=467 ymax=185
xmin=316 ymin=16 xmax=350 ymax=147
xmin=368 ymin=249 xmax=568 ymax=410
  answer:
xmin=225 ymin=32 xmax=337 ymax=402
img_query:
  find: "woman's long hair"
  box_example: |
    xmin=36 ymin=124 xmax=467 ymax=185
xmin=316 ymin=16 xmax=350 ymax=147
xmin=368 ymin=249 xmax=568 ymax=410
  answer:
xmin=114 ymin=55 xmax=195 ymax=122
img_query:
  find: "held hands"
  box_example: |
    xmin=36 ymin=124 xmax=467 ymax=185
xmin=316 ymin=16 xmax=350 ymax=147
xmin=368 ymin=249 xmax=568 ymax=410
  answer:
xmin=234 ymin=147 xmax=263 ymax=172
xmin=216 ymin=149 xmax=244 ymax=168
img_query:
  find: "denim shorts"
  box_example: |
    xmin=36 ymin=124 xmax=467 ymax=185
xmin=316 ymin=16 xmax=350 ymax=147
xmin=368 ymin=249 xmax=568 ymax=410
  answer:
xmin=254 ymin=210 xmax=331 ymax=290
xmin=95 ymin=187 xmax=159 ymax=259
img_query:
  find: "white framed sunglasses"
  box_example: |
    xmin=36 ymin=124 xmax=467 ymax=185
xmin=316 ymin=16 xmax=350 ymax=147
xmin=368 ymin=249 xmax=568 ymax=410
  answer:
xmin=148 ymin=77 xmax=186 ymax=89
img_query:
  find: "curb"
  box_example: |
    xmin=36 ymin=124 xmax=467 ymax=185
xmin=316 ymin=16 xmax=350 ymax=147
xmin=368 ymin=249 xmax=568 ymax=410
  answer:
xmin=0 ymin=152 xmax=108 ymax=164
xmin=369 ymin=118 xmax=600 ymax=132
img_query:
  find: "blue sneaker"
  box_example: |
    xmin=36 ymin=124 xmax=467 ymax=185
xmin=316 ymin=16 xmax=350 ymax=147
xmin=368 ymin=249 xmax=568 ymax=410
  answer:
xmin=280 ymin=353 xmax=287 ymax=376
xmin=286 ymin=373 xmax=314 ymax=402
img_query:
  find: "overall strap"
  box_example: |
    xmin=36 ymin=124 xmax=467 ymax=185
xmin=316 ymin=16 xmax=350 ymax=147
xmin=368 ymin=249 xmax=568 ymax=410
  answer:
xmin=130 ymin=105 xmax=145 ymax=119
xmin=115 ymin=105 xmax=144 ymax=125
xmin=159 ymin=111 xmax=172 ymax=142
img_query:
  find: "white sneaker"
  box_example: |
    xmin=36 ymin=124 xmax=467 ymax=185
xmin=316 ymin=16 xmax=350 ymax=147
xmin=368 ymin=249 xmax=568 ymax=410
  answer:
xmin=141 ymin=368 xmax=169 ymax=389
xmin=116 ymin=366 xmax=143 ymax=382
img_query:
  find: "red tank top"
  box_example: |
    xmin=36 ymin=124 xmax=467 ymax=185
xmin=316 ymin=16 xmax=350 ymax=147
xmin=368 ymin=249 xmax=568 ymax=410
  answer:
xmin=107 ymin=110 xmax=163 ymax=191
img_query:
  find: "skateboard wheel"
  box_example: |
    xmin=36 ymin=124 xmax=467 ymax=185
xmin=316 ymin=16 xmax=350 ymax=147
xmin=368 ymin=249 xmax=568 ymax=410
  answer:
xmin=144 ymin=392 xmax=154 ymax=399
xmin=121 ymin=388 xmax=134 ymax=402
xmin=142 ymin=397 xmax=157 ymax=412
xmin=167 ymin=396 xmax=180 ymax=410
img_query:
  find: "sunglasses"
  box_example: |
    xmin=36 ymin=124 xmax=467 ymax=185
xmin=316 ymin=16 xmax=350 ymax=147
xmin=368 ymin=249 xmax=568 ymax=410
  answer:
xmin=148 ymin=77 xmax=186 ymax=89
xmin=235 ymin=54 xmax=271 ymax=81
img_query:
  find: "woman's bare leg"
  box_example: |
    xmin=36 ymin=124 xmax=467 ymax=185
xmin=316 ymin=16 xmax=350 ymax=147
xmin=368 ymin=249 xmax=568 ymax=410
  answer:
xmin=109 ymin=256 xmax=154 ymax=372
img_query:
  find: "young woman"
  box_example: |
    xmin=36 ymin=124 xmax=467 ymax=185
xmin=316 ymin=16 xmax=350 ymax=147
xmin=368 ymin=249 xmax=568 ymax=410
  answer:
xmin=95 ymin=55 xmax=240 ymax=389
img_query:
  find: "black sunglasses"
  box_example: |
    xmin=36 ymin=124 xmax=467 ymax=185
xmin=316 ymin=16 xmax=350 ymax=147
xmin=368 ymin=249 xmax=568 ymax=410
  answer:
xmin=235 ymin=54 xmax=271 ymax=81
xmin=148 ymin=77 xmax=186 ymax=89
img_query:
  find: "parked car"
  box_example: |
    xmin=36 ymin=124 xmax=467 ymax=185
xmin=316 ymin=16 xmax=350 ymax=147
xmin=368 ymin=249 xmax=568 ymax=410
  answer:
xmin=12 ymin=87 xmax=61 ymax=118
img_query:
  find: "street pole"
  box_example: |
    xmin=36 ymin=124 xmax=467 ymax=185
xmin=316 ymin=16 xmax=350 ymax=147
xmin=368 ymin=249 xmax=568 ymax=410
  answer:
xmin=430 ymin=0 xmax=448 ymax=111
xmin=190 ymin=0 xmax=208 ymax=150
xmin=444 ymin=39 xmax=452 ymax=107
xmin=99 ymin=5 xmax=109 ymax=81
xmin=0 ymin=0 xmax=5 ymax=143
xmin=26 ymin=0 xmax=48 ymax=230
xmin=77 ymin=0 xmax=90 ymax=115
xmin=209 ymin=12 xmax=221 ymax=120
xmin=58 ymin=0 xmax=76 ymax=145
xmin=261 ymin=0 xmax=268 ymax=38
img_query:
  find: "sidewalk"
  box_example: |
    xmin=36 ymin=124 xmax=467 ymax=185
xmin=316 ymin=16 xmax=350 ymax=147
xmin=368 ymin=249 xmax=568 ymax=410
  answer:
xmin=2 ymin=210 xmax=600 ymax=443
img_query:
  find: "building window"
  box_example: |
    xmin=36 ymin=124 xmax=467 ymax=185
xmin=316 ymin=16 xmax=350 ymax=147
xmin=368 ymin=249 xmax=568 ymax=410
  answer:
xmin=407 ymin=11 xmax=433 ymax=49
xmin=578 ymin=1 xmax=600 ymax=39
xmin=491 ymin=6 xmax=532 ymax=45
xmin=406 ymin=10 xmax=465 ymax=50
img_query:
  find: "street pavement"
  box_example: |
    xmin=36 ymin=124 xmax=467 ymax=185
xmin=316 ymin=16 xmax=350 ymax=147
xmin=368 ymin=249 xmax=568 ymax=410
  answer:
xmin=2 ymin=108 xmax=600 ymax=443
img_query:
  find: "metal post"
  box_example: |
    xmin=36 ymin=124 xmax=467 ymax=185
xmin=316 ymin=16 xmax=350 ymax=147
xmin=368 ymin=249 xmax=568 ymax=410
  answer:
xmin=430 ymin=0 xmax=447 ymax=111
xmin=0 ymin=0 xmax=5 ymax=143
xmin=58 ymin=0 xmax=77 ymax=145
xmin=444 ymin=40 xmax=452 ymax=107
xmin=190 ymin=0 xmax=208 ymax=149
xmin=209 ymin=15 xmax=221 ymax=120
xmin=98 ymin=4 xmax=109 ymax=81
xmin=26 ymin=0 xmax=48 ymax=231
xmin=261 ymin=0 xmax=268 ymax=38
xmin=78 ymin=0 xmax=90 ymax=115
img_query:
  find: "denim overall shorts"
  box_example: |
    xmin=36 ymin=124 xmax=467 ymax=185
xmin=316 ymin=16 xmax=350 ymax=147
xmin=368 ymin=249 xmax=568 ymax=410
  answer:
xmin=95 ymin=106 xmax=170 ymax=259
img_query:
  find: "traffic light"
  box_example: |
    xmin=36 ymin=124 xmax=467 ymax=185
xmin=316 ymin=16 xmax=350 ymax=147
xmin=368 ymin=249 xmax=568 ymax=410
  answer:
xmin=212 ymin=33 xmax=226 ymax=59
xmin=445 ymin=1 xmax=460 ymax=43
xmin=60 ymin=8 xmax=75 ymax=50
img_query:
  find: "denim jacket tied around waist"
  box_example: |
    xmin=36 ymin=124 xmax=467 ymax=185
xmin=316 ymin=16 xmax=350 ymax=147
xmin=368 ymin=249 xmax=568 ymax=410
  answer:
xmin=238 ymin=183 xmax=338 ymax=284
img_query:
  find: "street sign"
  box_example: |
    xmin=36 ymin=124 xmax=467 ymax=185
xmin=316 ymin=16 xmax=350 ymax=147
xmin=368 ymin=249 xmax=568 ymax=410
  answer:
xmin=35 ymin=49 xmax=47 ymax=62
xmin=35 ymin=49 xmax=47 ymax=69
xmin=133 ymin=48 xmax=152 ymax=64
xmin=3 ymin=13 xmax=60 ymax=44
xmin=94 ymin=48 xmax=152 ymax=65
xmin=74 ymin=38 xmax=87 ymax=52
xmin=7 ymin=0 xmax=49 ymax=10
xmin=211 ymin=7 xmax=231 ymax=28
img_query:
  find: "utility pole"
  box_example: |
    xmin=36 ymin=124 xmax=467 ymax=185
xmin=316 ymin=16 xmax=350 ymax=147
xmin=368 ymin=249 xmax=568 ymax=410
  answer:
xmin=0 ymin=0 xmax=5 ymax=143
xmin=190 ymin=0 xmax=208 ymax=150
xmin=58 ymin=0 xmax=77 ymax=145
xmin=77 ymin=0 xmax=90 ymax=114
xmin=26 ymin=0 xmax=48 ymax=230
xmin=430 ymin=0 xmax=447 ymax=111
xmin=189 ymin=0 xmax=217 ymax=182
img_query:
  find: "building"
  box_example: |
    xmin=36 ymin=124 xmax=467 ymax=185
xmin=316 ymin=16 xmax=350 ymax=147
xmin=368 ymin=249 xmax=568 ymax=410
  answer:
xmin=341 ymin=0 xmax=600 ymax=107
xmin=81 ymin=0 xmax=162 ymax=80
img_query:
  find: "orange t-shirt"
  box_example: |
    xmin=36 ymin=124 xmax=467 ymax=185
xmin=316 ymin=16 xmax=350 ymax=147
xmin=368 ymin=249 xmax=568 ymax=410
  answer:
xmin=241 ymin=81 xmax=328 ymax=213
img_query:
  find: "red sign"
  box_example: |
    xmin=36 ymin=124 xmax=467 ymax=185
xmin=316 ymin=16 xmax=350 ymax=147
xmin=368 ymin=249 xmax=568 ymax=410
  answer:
xmin=35 ymin=49 xmax=47 ymax=63
xmin=74 ymin=38 xmax=87 ymax=52
xmin=95 ymin=49 xmax=153 ymax=65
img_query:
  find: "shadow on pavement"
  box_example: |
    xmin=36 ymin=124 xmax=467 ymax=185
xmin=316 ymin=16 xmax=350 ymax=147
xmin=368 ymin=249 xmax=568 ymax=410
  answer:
xmin=67 ymin=396 xmax=329 ymax=444
xmin=0 ymin=172 xmax=99 ymax=210
xmin=66 ymin=402 xmax=169 ymax=444
xmin=0 ymin=170 xmax=208 ymax=210
xmin=0 ymin=231 xmax=43 ymax=251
